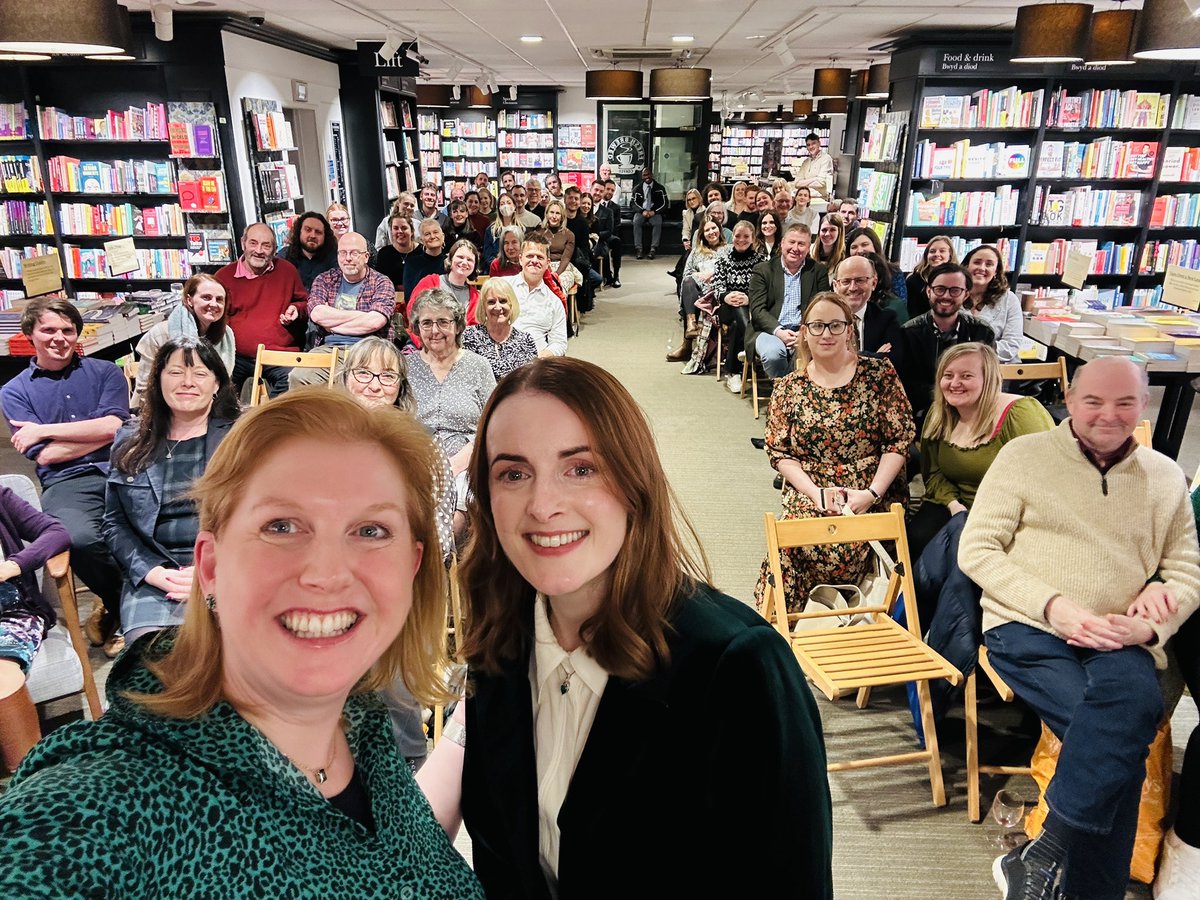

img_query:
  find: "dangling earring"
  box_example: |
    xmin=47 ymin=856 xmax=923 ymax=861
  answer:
xmin=205 ymin=594 xmax=216 ymax=612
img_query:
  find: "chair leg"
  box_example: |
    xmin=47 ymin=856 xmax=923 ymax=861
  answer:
xmin=55 ymin=572 xmax=103 ymax=720
xmin=915 ymin=677 xmax=948 ymax=807
xmin=965 ymin=669 xmax=981 ymax=822
xmin=715 ymin=326 xmax=722 ymax=380
xmin=740 ymin=353 xmax=750 ymax=399
xmin=856 ymin=685 xmax=873 ymax=709
xmin=751 ymin=363 xmax=760 ymax=419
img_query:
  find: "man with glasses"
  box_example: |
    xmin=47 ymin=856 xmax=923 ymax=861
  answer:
xmin=898 ymin=261 xmax=994 ymax=426
xmin=289 ymin=231 xmax=394 ymax=388
xmin=215 ymin=222 xmax=308 ymax=399
xmin=748 ymin=223 xmax=831 ymax=378
xmin=525 ymin=178 xmax=546 ymax=220
xmin=504 ymin=234 xmax=567 ymax=357
xmin=832 ymin=255 xmax=902 ymax=364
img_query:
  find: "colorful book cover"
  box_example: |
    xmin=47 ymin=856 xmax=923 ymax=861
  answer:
xmin=1123 ymin=142 xmax=1158 ymax=179
xmin=179 ymin=180 xmax=202 ymax=211
xmin=168 ymin=122 xmax=192 ymax=157
xmin=79 ymin=161 xmax=103 ymax=193
xmin=193 ymin=124 xmax=215 ymax=157
xmin=1060 ymin=97 xmax=1083 ymax=129
xmin=206 ymin=238 xmax=232 ymax=263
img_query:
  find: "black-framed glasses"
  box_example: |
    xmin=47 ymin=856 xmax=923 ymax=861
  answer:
xmin=417 ymin=318 xmax=455 ymax=332
xmin=351 ymin=368 xmax=401 ymax=387
xmin=930 ymin=285 xmax=968 ymax=298
xmin=804 ymin=320 xmax=851 ymax=336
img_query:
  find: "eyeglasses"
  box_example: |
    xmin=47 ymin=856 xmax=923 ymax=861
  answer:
xmin=337 ymin=250 xmax=366 ymax=259
xmin=328 ymin=217 xmax=350 ymax=225
xmin=929 ymin=285 xmax=968 ymax=298
xmin=804 ymin=320 xmax=851 ymax=335
xmin=351 ymin=368 xmax=401 ymax=387
xmin=835 ymin=276 xmax=872 ymax=287
xmin=417 ymin=318 xmax=455 ymax=331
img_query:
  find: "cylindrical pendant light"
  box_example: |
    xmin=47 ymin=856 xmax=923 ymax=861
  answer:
xmin=462 ymin=86 xmax=493 ymax=108
xmin=1011 ymin=3 xmax=1094 ymax=63
xmin=1133 ymin=0 xmax=1200 ymax=60
xmin=818 ymin=97 xmax=848 ymax=115
xmin=772 ymin=104 xmax=795 ymax=123
xmin=1085 ymin=8 xmax=1137 ymax=64
xmin=792 ymin=98 xmax=814 ymax=116
xmin=0 ymin=0 xmax=125 ymax=55
xmin=585 ymin=69 xmax=643 ymax=99
xmin=813 ymin=67 xmax=851 ymax=99
xmin=85 ymin=3 xmax=136 ymax=60
xmin=416 ymin=85 xmax=452 ymax=108
xmin=745 ymin=111 xmax=772 ymax=123
xmin=649 ymin=67 xmax=712 ymax=100
xmin=865 ymin=63 xmax=891 ymax=99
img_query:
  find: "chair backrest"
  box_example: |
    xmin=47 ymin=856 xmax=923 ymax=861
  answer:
xmin=762 ymin=503 xmax=921 ymax=637
xmin=122 ymin=357 xmax=139 ymax=404
xmin=999 ymin=358 xmax=1069 ymax=398
xmin=249 ymin=344 xmax=340 ymax=406
xmin=0 ymin=473 xmax=49 ymax=598
xmin=1133 ymin=418 xmax=1152 ymax=448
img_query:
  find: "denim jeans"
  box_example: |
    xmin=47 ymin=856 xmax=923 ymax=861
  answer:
xmin=632 ymin=212 xmax=661 ymax=252
xmin=984 ymin=622 xmax=1161 ymax=899
xmin=755 ymin=331 xmax=795 ymax=378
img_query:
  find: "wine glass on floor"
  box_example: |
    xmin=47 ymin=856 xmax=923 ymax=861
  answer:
xmin=991 ymin=789 xmax=1027 ymax=851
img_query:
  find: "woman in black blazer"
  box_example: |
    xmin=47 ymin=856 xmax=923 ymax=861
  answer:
xmin=103 ymin=337 xmax=239 ymax=645
xmin=418 ymin=357 xmax=833 ymax=900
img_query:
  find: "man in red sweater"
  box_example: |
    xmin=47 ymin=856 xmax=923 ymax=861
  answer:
xmin=215 ymin=222 xmax=308 ymax=399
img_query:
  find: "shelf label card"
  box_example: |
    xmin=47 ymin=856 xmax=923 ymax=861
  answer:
xmin=104 ymin=237 xmax=140 ymax=276
xmin=1163 ymin=264 xmax=1200 ymax=313
xmin=1061 ymin=249 xmax=1092 ymax=290
xmin=21 ymin=253 xmax=62 ymax=298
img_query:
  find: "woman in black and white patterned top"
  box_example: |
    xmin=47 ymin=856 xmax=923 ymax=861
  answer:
xmin=462 ymin=278 xmax=537 ymax=383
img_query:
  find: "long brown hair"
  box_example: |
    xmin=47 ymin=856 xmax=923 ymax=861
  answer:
xmin=128 ymin=389 xmax=455 ymax=718
xmin=962 ymin=244 xmax=1009 ymax=311
xmin=914 ymin=235 xmax=958 ymax=280
xmin=458 ymin=358 xmax=711 ymax=680
xmin=814 ymin=213 xmax=846 ymax=271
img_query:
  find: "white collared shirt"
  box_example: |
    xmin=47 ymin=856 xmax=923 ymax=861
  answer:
xmin=529 ymin=594 xmax=609 ymax=892
xmin=507 ymin=274 xmax=568 ymax=356
xmin=854 ymin=304 xmax=867 ymax=349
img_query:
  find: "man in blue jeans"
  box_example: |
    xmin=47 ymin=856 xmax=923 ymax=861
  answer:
xmin=959 ymin=357 xmax=1200 ymax=900
xmin=746 ymin=223 xmax=831 ymax=378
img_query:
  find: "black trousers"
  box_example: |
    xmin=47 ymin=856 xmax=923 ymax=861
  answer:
xmin=232 ymin=354 xmax=290 ymax=399
xmin=1169 ymin=607 xmax=1200 ymax=846
xmin=41 ymin=470 xmax=124 ymax=618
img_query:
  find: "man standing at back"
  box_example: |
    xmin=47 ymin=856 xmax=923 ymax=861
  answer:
xmin=747 ymin=223 xmax=830 ymax=377
xmin=631 ymin=167 xmax=668 ymax=260
xmin=793 ymin=133 xmax=833 ymax=208
xmin=1 ymin=298 xmax=128 ymax=654
xmin=215 ymin=222 xmax=307 ymax=399
xmin=960 ymin=357 xmax=1200 ymax=900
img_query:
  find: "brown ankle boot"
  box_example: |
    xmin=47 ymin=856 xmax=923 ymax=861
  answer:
xmin=666 ymin=336 xmax=693 ymax=361
xmin=0 ymin=685 xmax=41 ymax=773
xmin=684 ymin=314 xmax=700 ymax=339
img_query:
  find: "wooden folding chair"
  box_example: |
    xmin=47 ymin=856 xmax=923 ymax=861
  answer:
xmin=248 ymin=344 xmax=340 ymax=406
xmin=568 ymin=284 xmax=580 ymax=335
xmin=122 ymin=357 xmax=139 ymax=404
xmin=963 ymin=418 xmax=1155 ymax=820
xmin=999 ymin=358 xmax=1069 ymax=397
xmin=761 ymin=505 xmax=962 ymax=806
xmin=431 ymin=553 xmax=467 ymax=747
xmin=739 ymin=346 xmax=769 ymax=419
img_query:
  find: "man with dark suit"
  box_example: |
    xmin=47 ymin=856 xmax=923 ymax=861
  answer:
xmin=630 ymin=168 xmax=668 ymax=259
xmin=832 ymin=255 xmax=902 ymax=366
xmin=599 ymin=179 xmax=623 ymax=287
xmin=747 ymin=223 xmax=831 ymax=377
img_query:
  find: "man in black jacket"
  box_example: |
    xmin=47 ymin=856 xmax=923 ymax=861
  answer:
xmin=630 ymin=167 xmax=668 ymax=259
xmin=832 ymin=255 xmax=903 ymax=367
xmin=898 ymin=262 xmax=995 ymax=428
xmin=598 ymin=179 xmax=623 ymax=287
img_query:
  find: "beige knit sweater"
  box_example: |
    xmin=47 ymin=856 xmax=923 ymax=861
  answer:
xmin=958 ymin=420 xmax=1200 ymax=668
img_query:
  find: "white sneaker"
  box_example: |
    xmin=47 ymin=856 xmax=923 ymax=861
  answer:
xmin=726 ymin=373 xmax=743 ymax=394
xmin=1155 ymin=830 xmax=1200 ymax=899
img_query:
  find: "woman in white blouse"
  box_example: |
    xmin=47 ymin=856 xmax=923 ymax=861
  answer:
xmin=416 ymin=357 xmax=833 ymax=900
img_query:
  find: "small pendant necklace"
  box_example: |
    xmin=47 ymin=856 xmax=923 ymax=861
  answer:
xmin=165 ymin=439 xmax=183 ymax=459
xmin=290 ymin=740 xmax=338 ymax=786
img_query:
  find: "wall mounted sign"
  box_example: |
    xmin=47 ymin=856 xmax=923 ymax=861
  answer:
xmin=356 ymin=40 xmax=419 ymax=77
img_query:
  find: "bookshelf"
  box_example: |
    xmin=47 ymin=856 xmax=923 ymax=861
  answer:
xmin=241 ymin=97 xmax=301 ymax=247
xmin=440 ymin=110 xmax=498 ymax=195
xmin=497 ymin=108 xmax=554 ymax=186
xmin=855 ymin=109 xmax=907 ymax=248
xmin=417 ymin=111 xmax=442 ymax=195
xmin=556 ymin=122 xmax=597 ymax=191
xmin=707 ymin=118 xmax=722 ymax=184
xmin=885 ymin=42 xmax=1200 ymax=308
xmin=717 ymin=121 xmax=831 ymax=184
xmin=379 ymin=83 xmax=421 ymax=201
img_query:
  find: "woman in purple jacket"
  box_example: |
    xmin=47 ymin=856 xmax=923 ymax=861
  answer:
xmin=0 ymin=485 xmax=70 ymax=772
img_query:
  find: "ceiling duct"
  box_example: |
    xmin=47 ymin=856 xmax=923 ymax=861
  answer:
xmin=590 ymin=46 xmax=696 ymax=62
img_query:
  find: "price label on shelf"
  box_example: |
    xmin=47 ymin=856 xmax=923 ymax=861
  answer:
xmin=21 ymin=253 xmax=62 ymax=297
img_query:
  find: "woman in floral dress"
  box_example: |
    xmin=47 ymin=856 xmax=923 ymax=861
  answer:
xmin=754 ymin=292 xmax=915 ymax=613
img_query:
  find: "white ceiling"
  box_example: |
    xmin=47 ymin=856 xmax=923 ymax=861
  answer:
xmin=120 ymin=0 xmax=1074 ymax=102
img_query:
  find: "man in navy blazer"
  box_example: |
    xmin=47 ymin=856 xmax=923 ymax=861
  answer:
xmin=747 ymin=223 xmax=831 ymax=377
xmin=832 ymin=255 xmax=904 ymax=367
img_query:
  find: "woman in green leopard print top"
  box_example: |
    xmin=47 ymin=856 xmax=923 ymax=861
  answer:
xmin=0 ymin=391 xmax=483 ymax=899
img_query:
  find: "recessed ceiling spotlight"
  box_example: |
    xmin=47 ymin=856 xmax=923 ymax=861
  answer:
xmin=672 ymin=35 xmax=694 ymax=43
xmin=745 ymin=35 xmax=765 ymax=40
xmin=520 ymin=35 xmax=543 ymax=43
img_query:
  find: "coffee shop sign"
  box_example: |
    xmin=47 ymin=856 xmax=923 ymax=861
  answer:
xmin=607 ymin=136 xmax=645 ymax=175
xmin=937 ymin=51 xmax=1000 ymax=72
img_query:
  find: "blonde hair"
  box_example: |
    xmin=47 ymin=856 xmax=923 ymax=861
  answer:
xmin=129 ymin=389 xmax=454 ymax=718
xmin=796 ymin=292 xmax=858 ymax=371
xmin=479 ymin=277 xmax=521 ymax=322
xmin=922 ymin=342 xmax=1002 ymax=445
xmin=541 ymin=199 xmax=566 ymax=230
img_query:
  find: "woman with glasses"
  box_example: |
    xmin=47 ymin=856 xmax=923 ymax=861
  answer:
xmin=962 ymin=245 xmax=1022 ymax=363
xmin=325 ymin=203 xmax=377 ymax=269
xmin=753 ymin=293 xmax=914 ymax=614
xmin=462 ymin=279 xmax=537 ymax=382
xmin=405 ymin=289 xmax=497 ymax=521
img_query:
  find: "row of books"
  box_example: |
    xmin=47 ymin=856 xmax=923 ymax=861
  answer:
xmin=557 ymin=148 xmax=597 ymax=172
xmin=497 ymin=132 xmax=555 ymax=149
xmin=907 ymin=186 xmax=1020 ymax=227
xmin=0 ymin=103 xmax=28 ymax=141
xmin=255 ymin=162 xmax=301 ymax=203
xmin=442 ymin=140 xmax=498 ymax=157
xmin=1172 ymin=95 xmax=1200 ymax=130
xmin=178 ymin=173 xmax=226 ymax=213
xmin=556 ymin=124 xmax=597 ymax=148
xmin=919 ymin=87 xmax=1045 ymax=130
xmin=0 ymin=201 xmax=53 ymax=236
xmin=912 ymin=140 xmax=1032 ymax=179
xmin=0 ymin=156 xmax=43 ymax=193
xmin=249 ymin=111 xmax=295 ymax=152
xmin=1139 ymin=239 xmax=1200 ymax=273
xmin=1031 ymin=186 xmax=1142 ymax=228
xmin=859 ymin=121 xmax=905 ymax=163
xmin=1021 ymin=239 xmax=1136 ymax=276
xmin=47 ymin=157 xmax=176 ymax=195
xmin=441 ymin=160 xmax=498 ymax=177
xmin=263 ymin=213 xmax=293 ymax=249
xmin=420 ymin=150 xmax=441 ymax=171
xmin=498 ymin=111 xmax=552 ymax=130
xmin=417 ymin=113 xmax=439 ymax=132
xmin=1162 ymin=146 xmax=1200 ymax=183
xmin=855 ymin=168 xmax=900 ymax=213
xmin=419 ymin=133 xmax=441 ymax=151
xmin=1150 ymin=194 xmax=1200 ymax=229
xmin=1036 ymin=138 xmax=1157 ymax=180
xmin=559 ymin=171 xmax=596 ymax=192
xmin=897 ymin=236 xmax=1018 ymax=273
xmin=383 ymin=136 xmax=416 ymax=164
xmin=385 ymin=167 xmax=401 ymax=201
xmin=497 ymin=151 xmax=553 ymax=169
xmin=439 ymin=119 xmax=496 ymax=139
xmin=38 ymin=103 xmax=170 ymax=142
xmin=63 ymin=244 xmax=190 ymax=280
xmin=1025 ymin=307 xmax=1200 ymax=372
xmin=166 ymin=121 xmax=218 ymax=159
xmin=57 ymin=202 xmax=186 ymax=237
xmin=1046 ymin=89 xmax=1169 ymax=130
xmin=0 ymin=244 xmax=57 ymax=280
xmin=379 ymin=100 xmax=414 ymax=130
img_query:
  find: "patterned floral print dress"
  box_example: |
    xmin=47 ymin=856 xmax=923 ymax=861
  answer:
xmin=754 ymin=354 xmax=915 ymax=613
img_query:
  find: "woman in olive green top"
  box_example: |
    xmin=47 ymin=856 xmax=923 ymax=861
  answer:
xmin=908 ymin=342 xmax=1055 ymax=561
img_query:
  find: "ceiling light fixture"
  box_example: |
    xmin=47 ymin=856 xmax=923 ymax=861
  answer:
xmin=812 ymin=64 xmax=851 ymax=99
xmin=1085 ymin=6 xmax=1137 ymax=64
xmin=416 ymin=85 xmax=451 ymax=108
xmin=793 ymin=98 xmax=814 ymax=116
xmin=817 ymin=97 xmax=849 ymax=115
xmin=649 ymin=66 xmax=712 ymax=101
xmin=447 ymin=60 xmax=463 ymax=81
xmin=508 ymin=85 xmax=518 ymax=101
xmin=520 ymin=35 xmax=543 ymax=43
xmin=151 ymin=2 xmax=174 ymax=42
xmin=865 ymin=62 xmax=891 ymax=99
xmin=0 ymin=52 xmax=51 ymax=60
xmin=1133 ymin=0 xmax=1200 ymax=58
xmin=775 ymin=42 xmax=796 ymax=67
xmin=672 ymin=35 xmax=694 ymax=43
xmin=0 ymin=0 xmax=126 ymax=54
xmin=772 ymin=104 xmax=795 ymax=123
xmin=379 ymin=30 xmax=401 ymax=61
xmin=86 ymin=3 xmax=136 ymax=60
xmin=585 ymin=69 xmax=643 ymax=99
xmin=1011 ymin=3 xmax=1094 ymax=63
xmin=451 ymin=84 xmax=461 ymax=101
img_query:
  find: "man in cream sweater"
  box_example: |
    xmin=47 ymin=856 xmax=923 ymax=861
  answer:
xmin=959 ymin=356 xmax=1200 ymax=900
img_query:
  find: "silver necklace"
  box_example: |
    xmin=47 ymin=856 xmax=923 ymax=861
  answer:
xmin=165 ymin=439 xmax=184 ymax=459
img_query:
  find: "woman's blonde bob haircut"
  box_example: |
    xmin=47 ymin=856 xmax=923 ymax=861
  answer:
xmin=922 ymin=342 xmax=1002 ymax=446
xmin=478 ymin=276 xmax=521 ymax=322
xmin=128 ymin=388 xmax=454 ymax=718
